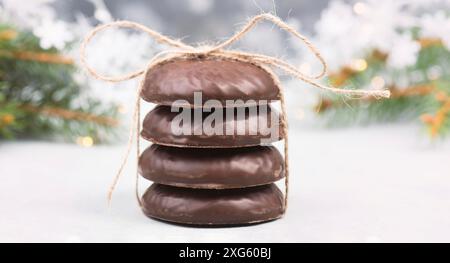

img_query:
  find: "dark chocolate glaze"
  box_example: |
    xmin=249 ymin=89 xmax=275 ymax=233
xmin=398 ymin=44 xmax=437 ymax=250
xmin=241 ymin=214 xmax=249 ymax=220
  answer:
xmin=139 ymin=144 xmax=285 ymax=189
xmin=141 ymin=105 xmax=284 ymax=147
xmin=141 ymin=184 xmax=284 ymax=225
xmin=141 ymin=58 xmax=279 ymax=107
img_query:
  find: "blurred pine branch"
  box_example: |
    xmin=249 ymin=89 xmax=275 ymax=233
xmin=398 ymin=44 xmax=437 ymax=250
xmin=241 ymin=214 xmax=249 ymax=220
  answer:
xmin=316 ymin=39 xmax=450 ymax=138
xmin=0 ymin=24 xmax=119 ymax=144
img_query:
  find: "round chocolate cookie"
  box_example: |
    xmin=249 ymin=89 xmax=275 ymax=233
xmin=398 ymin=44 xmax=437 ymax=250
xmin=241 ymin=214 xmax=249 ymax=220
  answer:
xmin=139 ymin=144 xmax=285 ymax=189
xmin=141 ymin=184 xmax=284 ymax=225
xmin=141 ymin=58 xmax=279 ymax=107
xmin=141 ymin=105 xmax=284 ymax=147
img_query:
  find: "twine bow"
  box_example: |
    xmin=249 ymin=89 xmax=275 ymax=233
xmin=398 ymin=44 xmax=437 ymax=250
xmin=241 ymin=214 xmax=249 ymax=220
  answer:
xmin=80 ymin=13 xmax=390 ymax=212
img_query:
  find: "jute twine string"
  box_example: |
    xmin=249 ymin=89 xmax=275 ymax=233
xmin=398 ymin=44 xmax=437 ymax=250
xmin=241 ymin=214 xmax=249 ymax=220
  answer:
xmin=80 ymin=13 xmax=390 ymax=213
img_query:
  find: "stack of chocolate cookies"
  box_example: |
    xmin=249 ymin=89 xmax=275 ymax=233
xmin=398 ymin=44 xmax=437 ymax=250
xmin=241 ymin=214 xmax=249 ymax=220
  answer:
xmin=138 ymin=58 xmax=286 ymax=225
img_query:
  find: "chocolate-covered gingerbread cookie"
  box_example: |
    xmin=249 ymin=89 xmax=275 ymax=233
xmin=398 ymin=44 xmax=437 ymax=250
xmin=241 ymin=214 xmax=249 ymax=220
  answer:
xmin=141 ymin=58 xmax=279 ymax=107
xmin=141 ymin=105 xmax=284 ymax=147
xmin=141 ymin=183 xmax=284 ymax=225
xmin=139 ymin=144 xmax=285 ymax=189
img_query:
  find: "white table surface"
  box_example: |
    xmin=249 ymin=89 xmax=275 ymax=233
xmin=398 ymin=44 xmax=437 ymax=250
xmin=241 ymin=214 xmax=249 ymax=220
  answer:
xmin=1 ymin=123 xmax=450 ymax=242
